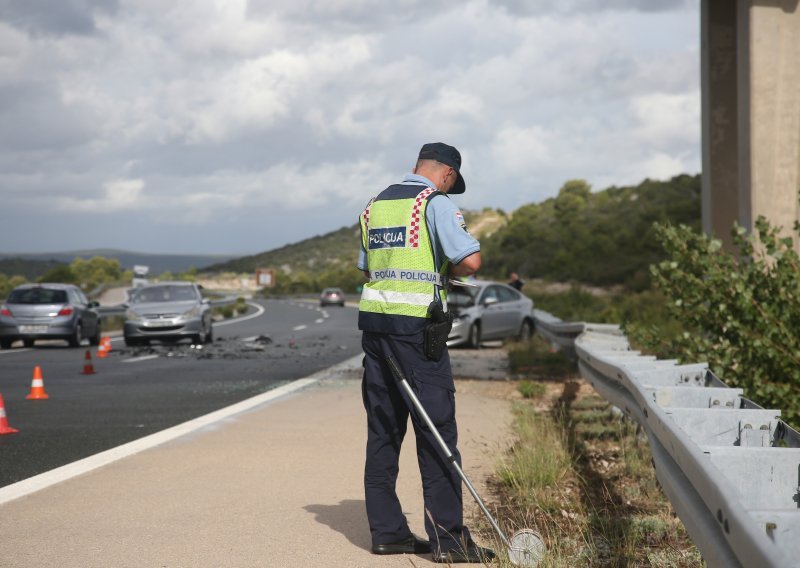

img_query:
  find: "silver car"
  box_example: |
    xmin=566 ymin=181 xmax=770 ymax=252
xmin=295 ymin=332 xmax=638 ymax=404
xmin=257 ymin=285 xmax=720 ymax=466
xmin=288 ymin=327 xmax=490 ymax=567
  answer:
xmin=319 ymin=287 xmax=346 ymax=307
xmin=123 ymin=282 xmax=213 ymax=347
xmin=0 ymin=283 xmax=101 ymax=348
xmin=447 ymin=280 xmax=534 ymax=348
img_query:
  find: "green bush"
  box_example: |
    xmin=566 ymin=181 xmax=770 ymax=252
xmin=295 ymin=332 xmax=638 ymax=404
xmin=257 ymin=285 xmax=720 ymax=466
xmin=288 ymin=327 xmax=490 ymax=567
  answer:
xmin=481 ymin=174 xmax=701 ymax=288
xmin=635 ymin=218 xmax=800 ymax=425
xmin=518 ymin=380 xmax=547 ymax=399
xmin=0 ymin=274 xmax=27 ymax=300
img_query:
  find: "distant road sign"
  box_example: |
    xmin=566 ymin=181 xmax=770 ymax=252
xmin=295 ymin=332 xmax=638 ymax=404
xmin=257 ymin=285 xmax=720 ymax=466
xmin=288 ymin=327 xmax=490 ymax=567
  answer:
xmin=256 ymin=268 xmax=275 ymax=288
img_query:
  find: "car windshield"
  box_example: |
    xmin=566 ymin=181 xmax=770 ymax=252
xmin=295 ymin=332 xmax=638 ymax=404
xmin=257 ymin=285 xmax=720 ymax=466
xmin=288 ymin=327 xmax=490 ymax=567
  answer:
xmin=448 ymin=288 xmax=477 ymax=308
xmin=131 ymin=285 xmax=198 ymax=303
xmin=8 ymin=288 xmax=68 ymax=304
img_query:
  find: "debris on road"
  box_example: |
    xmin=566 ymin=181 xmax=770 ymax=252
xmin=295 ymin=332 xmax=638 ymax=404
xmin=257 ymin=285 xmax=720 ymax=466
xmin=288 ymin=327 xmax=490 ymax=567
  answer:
xmin=111 ymin=335 xmax=352 ymax=362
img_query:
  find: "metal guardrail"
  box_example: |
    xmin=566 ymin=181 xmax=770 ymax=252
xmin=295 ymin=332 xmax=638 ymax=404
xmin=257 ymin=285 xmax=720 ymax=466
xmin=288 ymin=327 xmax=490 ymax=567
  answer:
xmin=533 ymin=310 xmax=800 ymax=568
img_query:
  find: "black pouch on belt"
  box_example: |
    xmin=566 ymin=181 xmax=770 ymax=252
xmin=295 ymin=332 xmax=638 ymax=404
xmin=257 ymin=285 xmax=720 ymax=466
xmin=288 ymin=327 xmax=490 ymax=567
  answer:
xmin=423 ymin=301 xmax=453 ymax=361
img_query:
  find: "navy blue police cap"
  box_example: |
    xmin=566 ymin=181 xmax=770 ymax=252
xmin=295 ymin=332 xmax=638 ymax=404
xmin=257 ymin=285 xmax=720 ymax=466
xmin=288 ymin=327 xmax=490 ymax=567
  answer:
xmin=418 ymin=142 xmax=465 ymax=194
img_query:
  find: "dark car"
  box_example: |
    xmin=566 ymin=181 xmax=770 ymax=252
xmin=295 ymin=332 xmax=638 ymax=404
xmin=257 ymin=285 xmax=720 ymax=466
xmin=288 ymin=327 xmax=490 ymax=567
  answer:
xmin=447 ymin=280 xmax=534 ymax=348
xmin=0 ymin=283 xmax=102 ymax=348
xmin=123 ymin=282 xmax=213 ymax=347
xmin=320 ymin=287 xmax=346 ymax=307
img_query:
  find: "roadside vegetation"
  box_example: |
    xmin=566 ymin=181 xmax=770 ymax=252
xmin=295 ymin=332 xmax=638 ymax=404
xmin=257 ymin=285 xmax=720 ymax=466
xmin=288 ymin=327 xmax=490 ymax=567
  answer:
xmin=213 ymin=297 xmax=248 ymax=320
xmin=629 ymin=217 xmax=800 ymax=426
xmin=480 ymin=336 xmax=703 ymax=567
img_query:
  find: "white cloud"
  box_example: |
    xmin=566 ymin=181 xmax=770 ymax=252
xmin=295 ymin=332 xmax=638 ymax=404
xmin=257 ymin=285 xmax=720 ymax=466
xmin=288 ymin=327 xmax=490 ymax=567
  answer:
xmin=0 ymin=0 xmax=701 ymax=254
xmin=631 ymin=91 xmax=700 ymax=147
xmin=623 ymin=152 xmax=688 ymax=184
xmin=491 ymin=125 xmax=554 ymax=174
xmin=59 ymin=178 xmax=145 ymax=212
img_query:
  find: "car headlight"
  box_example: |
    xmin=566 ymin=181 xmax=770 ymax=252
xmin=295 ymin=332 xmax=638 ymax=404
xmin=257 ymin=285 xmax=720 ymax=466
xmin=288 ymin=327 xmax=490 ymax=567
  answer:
xmin=182 ymin=305 xmax=201 ymax=318
xmin=126 ymin=309 xmax=142 ymax=321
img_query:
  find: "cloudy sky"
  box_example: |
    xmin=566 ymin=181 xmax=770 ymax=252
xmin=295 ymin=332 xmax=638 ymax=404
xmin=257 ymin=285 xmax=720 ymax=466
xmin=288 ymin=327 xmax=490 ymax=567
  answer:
xmin=0 ymin=0 xmax=700 ymax=256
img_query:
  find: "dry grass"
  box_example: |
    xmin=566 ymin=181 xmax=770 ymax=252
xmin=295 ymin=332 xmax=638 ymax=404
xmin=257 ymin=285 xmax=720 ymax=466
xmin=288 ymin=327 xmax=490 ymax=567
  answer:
xmin=475 ymin=340 xmax=703 ymax=567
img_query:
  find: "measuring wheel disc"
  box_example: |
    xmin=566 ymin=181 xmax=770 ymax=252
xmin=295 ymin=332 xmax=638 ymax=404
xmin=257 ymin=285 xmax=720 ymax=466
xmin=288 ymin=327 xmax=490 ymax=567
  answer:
xmin=508 ymin=529 xmax=545 ymax=567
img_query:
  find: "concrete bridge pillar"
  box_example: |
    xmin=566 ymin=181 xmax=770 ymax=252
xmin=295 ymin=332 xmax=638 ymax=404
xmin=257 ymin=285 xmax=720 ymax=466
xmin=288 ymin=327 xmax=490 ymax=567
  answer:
xmin=702 ymin=0 xmax=800 ymax=251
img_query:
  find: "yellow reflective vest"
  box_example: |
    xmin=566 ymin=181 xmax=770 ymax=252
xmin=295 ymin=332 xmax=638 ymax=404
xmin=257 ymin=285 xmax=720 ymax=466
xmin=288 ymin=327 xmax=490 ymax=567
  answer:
xmin=358 ymin=184 xmax=447 ymax=334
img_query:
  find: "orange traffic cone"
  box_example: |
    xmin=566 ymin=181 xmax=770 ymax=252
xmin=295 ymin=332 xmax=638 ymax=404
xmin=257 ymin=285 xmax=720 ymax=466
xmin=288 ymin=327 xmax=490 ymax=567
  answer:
xmin=26 ymin=366 xmax=49 ymax=400
xmin=0 ymin=392 xmax=19 ymax=435
xmin=97 ymin=336 xmax=111 ymax=359
xmin=81 ymin=349 xmax=96 ymax=375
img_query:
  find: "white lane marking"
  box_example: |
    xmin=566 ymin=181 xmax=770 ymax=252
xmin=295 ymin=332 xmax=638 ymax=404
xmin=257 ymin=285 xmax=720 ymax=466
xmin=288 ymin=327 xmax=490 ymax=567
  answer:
xmin=315 ymin=319 xmax=324 ymax=324
xmin=122 ymin=355 xmax=159 ymax=363
xmin=322 ymin=312 xmax=329 ymax=319
xmin=293 ymin=325 xmax=307 ymax=331
xmin=0 ymin=353 xmax=364 ymax=506
xmin=0 ymin=348 xmax=31 ymax=356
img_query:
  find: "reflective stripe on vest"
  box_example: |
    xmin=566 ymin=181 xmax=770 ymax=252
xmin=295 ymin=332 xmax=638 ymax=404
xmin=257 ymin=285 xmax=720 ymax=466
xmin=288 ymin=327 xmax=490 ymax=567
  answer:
xmin=360 ymin=287 xmax=434 ymax=307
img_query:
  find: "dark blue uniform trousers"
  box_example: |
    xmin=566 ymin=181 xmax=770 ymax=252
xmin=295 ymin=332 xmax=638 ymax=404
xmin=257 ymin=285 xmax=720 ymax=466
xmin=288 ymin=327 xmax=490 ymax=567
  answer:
xmin=361 ymin=330 xmax=472 ymax=553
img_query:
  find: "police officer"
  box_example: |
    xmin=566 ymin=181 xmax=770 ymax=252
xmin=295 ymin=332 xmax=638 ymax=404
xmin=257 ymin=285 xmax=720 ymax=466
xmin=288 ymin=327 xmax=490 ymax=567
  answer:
xmin=357 ymin=142 xmax=494 ymax=563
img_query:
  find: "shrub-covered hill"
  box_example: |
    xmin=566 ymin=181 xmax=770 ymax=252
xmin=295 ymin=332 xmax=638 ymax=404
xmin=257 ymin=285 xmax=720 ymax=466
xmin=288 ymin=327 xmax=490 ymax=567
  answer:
xmin=0 ymin=257 xmax=67 ymax=280
xmin=480 ymin=174 xmax=701 ymax=289
xmin=205 ymin=209 xmax=508 ymax=277
xmin=204 ymin=225 xmax=361 ymax=276
xmin=205 ymin=174 xmax=699 ymax=293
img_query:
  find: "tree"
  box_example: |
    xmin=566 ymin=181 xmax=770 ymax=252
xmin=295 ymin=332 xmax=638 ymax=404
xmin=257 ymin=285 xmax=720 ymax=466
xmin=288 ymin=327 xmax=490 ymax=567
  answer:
xmin=39 ymin=265 xmax=77 ymax=284
xmin=70 ymin=256 xmax=122 ymax=291
xmin=0 ymin=274 xmax=26 ymax=299
xmin=633 ymin=217 xmax=800 ymax=425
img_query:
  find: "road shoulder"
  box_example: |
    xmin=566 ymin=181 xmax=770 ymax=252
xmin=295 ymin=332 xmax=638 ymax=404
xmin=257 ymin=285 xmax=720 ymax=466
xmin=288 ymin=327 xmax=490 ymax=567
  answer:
xmin=0 ymin=349 xmax=514 ymax=568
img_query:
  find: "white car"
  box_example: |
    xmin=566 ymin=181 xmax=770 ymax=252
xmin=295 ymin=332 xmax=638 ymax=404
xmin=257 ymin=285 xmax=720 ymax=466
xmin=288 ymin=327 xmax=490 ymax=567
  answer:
xmin=447 ymin=280 xmax=534 ymax=348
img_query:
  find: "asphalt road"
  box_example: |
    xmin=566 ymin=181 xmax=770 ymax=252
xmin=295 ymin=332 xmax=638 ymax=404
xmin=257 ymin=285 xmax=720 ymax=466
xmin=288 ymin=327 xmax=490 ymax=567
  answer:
xmin=0 ymin=298 xmax=362 ymax=488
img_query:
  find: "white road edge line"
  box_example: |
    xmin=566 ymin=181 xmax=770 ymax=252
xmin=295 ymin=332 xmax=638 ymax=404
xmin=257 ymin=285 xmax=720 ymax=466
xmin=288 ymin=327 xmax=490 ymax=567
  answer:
xmin=0 ymin=353 xmax=363 ymax=506
xmin=122 ymin=355 xmax=159 ymax=363
xmin=0 ymin=348 xmax=31 ymax=356
xmin=214 ymin=301 xmax=265 ymax=327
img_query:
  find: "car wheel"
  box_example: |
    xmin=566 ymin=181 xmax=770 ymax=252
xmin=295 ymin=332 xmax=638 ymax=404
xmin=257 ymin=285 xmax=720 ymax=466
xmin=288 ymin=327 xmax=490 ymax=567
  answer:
xmin=68 ymin=323 xmax=83 ymax=347
xmin=89 ymin=322 xmax=102 ymax=347
xmin=467 ymin=322 xmax=482 ymax=349
xmin=23 ymin=338 xmax=35 ymax=348
xmin=518 ymin=319 xmax=533 ymax=342
xmin=0 ymin=339 xmax=12 ymax=349
xmin=204 ymin=324 xmax=214 ymax=344
xmin=124 ymin=337 xmax=139 ymax=348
